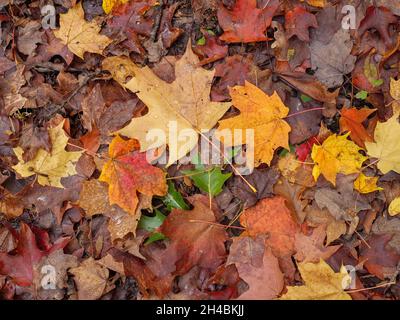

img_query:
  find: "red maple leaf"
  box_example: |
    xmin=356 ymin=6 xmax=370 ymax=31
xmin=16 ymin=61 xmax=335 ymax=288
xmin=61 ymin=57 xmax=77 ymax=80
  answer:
xmin=217 ymin=0 xmax=279 ymax=43
xmin=0 ymin=223 xmax=70 ymax=286
xmin=285 ymin=6 xmax=318 ymax=42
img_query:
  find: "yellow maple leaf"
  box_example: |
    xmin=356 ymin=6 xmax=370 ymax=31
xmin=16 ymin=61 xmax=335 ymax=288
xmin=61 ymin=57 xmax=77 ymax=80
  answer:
xmin=216 ymin=81 xmax=291 ymax=166
xmin=280 ymin=259 xmax=352 ymax=300
xmin=311 ymin=133 xmax=367 ymax=186
xmin=102 ymin=41 xmax=230 ymax=165
xmin=12 ymin=121 xmax=82 ymax=188
xmin=389 ymin=197 xmax=400 ymax=216
xmin=102 ymin=0 xmax=129 ymax=14
xmin=353 ymin=173 xmax=383 ymax=194
xmin=365 ymin=112 xmax=400 ymax=174
xmin=54 ymin=3 xmax=112 ymax=59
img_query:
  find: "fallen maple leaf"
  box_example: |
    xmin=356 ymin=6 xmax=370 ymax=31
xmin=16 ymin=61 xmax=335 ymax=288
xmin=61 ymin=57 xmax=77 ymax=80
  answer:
xmin=285 ymin=6 xmax=318 ymax=42
xmin=339 ymin=107 xmax=376 ymax=147
xmin=217 ymin=0 xmax=279 ymax=43
xmin=280 ymin=259 xmax=351 ymax=300
xmin=227 ymin=236 xmax=284 ymax=300
xmin=54 ymin=3 xmax=112 ymax=59
xmin=99 ymin=135 xmax=167 ymax=215
xmin=13 ymin=121 xmax=83 ymax=188
xmin=310 ymin=29 xmax=356 ymax=88
xmin=240 ymin=196 xmax=299 ymax=258
xmin=311 ymin=133 xmax=367 ymax=186
xmin=103 ymin=41 xmax=230 ymax=165
xmin=358 ymin=6 xmax=397 ymax=47
xmin=160 ymin=195 xmax=228 ymax=275
xmin=216 ymin=81 xmax=291 ymax=166
xmin=365 ymin=112 xmax=400 ymax=174
xmin=359 ymin=234 xmax=400 ymax=280
xmin=295 ymin=136 xmax=318 ymax=162
xmin=0 ymin=223 xmax=69 ymax=286
xmin=294 ymin=225 xmax=341 ymax=263
xmin=353 ymin=173 xmax=383 ymax=194
xmin=314 ymin=174 xmax=371 ymax=221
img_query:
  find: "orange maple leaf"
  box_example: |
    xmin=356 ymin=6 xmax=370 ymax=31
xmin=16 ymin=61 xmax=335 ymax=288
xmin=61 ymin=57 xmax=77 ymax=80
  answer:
xmin=339 ymin=107 xmax=376 ymax=147
xmin=240 ymin=197 xmax=299 ymax=258
xmin=99 ymin=135 xmax=167 ymax=215
xmin=216 ymin=81 xmax=291 ymax=166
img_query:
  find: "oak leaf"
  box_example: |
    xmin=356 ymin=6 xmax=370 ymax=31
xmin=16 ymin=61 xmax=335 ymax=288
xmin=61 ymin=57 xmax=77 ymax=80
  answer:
xmin=54 ymin=3 xmax=112 ymax=59
xmin=365 ymin=112 xmax=400 ymax=174
xmin=339 ymin=107 xmax=376 ymax=147
xmin=13 ymin=121 xmax=83 ymax=188
xmin=103 ymin=42 xmax=230 ymax=165
xmin=280 ymin=259 xmax=351 ymax=300
xmin=311 ymin=133 xmax=367 ymax=186
xmin=216 ymin=81 xmax=291 ymax=166
xmin=99 ymin=135 xmax=167 ymax=215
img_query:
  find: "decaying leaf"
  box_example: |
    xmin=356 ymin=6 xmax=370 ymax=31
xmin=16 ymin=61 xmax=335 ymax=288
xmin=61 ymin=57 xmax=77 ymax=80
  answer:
xmin=69 ymin=257 xmax=109 ymax=300
xmin=227 ymin=236 xmax=284 ymax=300
xmin=160 ymin=195 xmax=228 ymax=275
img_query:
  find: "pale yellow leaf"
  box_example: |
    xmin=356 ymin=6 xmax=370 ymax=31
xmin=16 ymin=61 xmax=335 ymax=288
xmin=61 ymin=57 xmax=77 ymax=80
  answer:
xmin=12 ymin=121 xmax=82 ymax=188
xmin=54 ymin=3 xmax=112 ymax=59
xmin=280 ymin=259 xmax=352 ymax=300
xmin=365 ymin=112 xmax=400 ymax=174
xmin=102 ymin=41 xmax=230 ymax=165
xmin=388 ymin=197 xmax=400 ymax=216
